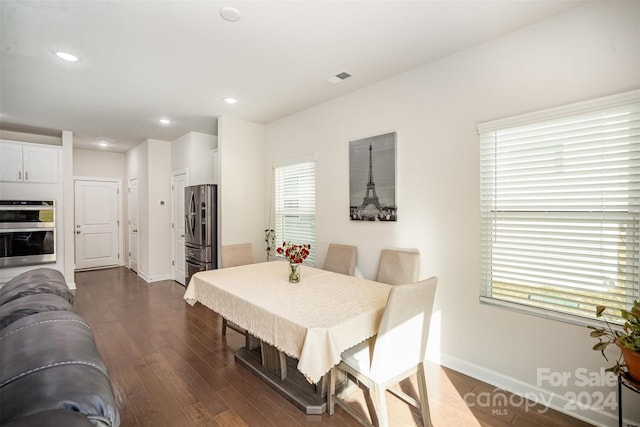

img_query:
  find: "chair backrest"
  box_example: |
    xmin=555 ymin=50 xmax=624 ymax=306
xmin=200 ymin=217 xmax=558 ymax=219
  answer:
xmin=221 ymin=243 xmax=255 ymax=268
xmin=323 ymin=244 xmax=357 ymax=276
xmin=375 ymin=249 xmax=420 ymax=285
xmin=369 ymin=277 xmax=438 ymax=382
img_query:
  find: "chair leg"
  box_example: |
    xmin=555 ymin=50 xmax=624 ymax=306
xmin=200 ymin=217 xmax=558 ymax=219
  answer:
xmin=327 ymin=368 xmax=336 ymax=415
xmin=221 ymin=318 xmax=227 ymax=335
xmin=417 ymin=362 xmax=433 ymax=427
xmin=372 ymin=384 xmax=389 ymax=427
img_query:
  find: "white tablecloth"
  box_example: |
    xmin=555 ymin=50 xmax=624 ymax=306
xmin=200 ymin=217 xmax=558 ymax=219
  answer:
xmin=183 ymin=261 xmax=391 ymax=383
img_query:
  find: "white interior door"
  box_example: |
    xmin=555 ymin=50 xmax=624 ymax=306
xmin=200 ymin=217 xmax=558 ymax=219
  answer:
xmin=128 ymin=178 xmax=139 ymax=273
xmin=74 ymin=180 xmax=119 ymax=270
xmin=172 ymin=172 xmax=187 ymax=284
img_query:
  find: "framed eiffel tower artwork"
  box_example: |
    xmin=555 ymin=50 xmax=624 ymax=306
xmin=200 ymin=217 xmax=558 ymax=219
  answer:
xmin=349 ymin=132 xmax=397 ymax=221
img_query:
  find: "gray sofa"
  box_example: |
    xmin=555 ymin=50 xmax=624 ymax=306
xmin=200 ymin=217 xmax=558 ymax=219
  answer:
xmin=0 ymin=268 xmax=120 ymax=426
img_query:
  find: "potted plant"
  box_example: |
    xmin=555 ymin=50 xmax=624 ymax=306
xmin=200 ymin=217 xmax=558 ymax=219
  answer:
xmin=589 ymin=300 xmax=640 ymax=382
xmin=265 ymin=229 xmax=275 ymax=261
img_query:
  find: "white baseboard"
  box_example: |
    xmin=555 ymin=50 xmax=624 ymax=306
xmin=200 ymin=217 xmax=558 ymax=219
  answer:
xmin=148 ymin=274 xmax=172 ymax=282
xmin=437 ymin=353 xmax=617 ymax=427
xmin=137 ymin=272 xmax=172 ymax=283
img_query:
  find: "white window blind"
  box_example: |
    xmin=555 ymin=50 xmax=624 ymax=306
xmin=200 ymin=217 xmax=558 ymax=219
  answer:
xmin=274 ymin=157 xmax=316 ymax=265
xmin=479 ymin=90 xmax=640 ymax=325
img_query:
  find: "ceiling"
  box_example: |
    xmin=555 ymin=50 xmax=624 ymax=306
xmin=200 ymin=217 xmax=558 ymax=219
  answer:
xmin=0 ymin=0 xmax=587 ymax=153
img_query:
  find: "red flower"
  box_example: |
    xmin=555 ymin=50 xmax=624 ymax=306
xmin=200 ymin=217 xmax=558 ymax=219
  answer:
xmin=277 ymin=241 xmax=312 ymax=264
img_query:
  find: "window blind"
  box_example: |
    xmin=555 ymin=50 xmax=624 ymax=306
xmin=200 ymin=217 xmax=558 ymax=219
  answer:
xmin=479 ymin=91 xmax=640 ymax=325
xmin=274 ymin=157 xmax=316 ymax=265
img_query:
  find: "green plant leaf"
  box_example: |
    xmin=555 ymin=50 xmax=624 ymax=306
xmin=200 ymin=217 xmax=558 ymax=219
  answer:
xmin=596 ymin=305 xmax=606 ymax=317
xmin=589 ymin=329 xmax=606 ymax=338
xmin=593 ymin=342 xmax=609 ymax=352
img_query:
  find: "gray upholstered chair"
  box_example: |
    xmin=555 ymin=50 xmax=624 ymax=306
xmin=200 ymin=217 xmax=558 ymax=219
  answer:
xmin=323 ymin=243 xmax=357 ymax=276
xmin=375 ymin=248 xmax=420 ymax=285
xmin=220 ymin=243 xmax=255 ymax=340
xmin=327 ymin=277 xmax=438 ymax=427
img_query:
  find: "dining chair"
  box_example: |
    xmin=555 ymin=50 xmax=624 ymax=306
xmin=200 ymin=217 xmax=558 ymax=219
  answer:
xmin=221 ymin=242 xmax=255 ymax=268
xmin=375 ymin=248 xmax=420 ymax=285
xmin=327 ymin=276 xmax=438 ymax=427
xmin=323 ymin=243 xmax=357 ymax=276
xmin=220 ymin=243 xmax=255 ymax=340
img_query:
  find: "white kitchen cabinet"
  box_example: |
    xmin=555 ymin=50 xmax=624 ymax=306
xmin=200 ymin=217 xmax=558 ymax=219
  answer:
xmin=0 ymin=140 xmax=60 ymax=183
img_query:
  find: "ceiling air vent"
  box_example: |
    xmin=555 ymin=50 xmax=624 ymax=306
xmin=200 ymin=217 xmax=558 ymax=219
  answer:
xmin=325 ymin=72 xmax=352 ymax=85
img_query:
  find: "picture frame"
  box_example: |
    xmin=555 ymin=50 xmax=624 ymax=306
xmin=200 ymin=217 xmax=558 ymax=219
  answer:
xmin=349 ymin=132 xmax=397 ymax=221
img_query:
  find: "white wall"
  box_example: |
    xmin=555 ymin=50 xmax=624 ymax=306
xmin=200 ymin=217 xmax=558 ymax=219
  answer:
xmin=126 ymin=141 xmax=148 ymax=277
xmin=147 ymin=139 xmax=172 ymax=280
xmin=263 ymin=2 xmax=640 ymax=426
xmin=125 ymin=139 xmax=173 ymax=282
xmin=171 ymin=131 xmax=218 ymax=185
xmin=62 ymin=131 xmax=74 ymax=286
xmin=218 ymin=116 xmax=266 ymax=262
xmin=73 ymin=148 xmax=125 ymax=179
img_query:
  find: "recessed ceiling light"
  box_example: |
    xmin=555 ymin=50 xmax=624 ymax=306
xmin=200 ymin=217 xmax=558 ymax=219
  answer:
xmin=55 ymin=51 xmax=79 ymax=62
xmin=220 ymin=7 xmax=241 ymax=22
xmin=158 ymin=118 xmax=172 ymax=125
xmin=224 ymin=98 xmax=237 ymax=104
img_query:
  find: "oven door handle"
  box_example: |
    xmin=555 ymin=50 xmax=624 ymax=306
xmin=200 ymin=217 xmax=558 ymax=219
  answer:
xmin=1 ymin=227 xmax=55 ymax=233
xmin=0 ymin=223 xmax=55 ymax=230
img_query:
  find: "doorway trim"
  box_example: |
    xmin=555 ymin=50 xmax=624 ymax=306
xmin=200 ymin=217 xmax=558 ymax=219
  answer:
xmin=73 ymin=176 xmax=124 ymax=269
xmin=171 ymin=169 xmax=189 ymax=285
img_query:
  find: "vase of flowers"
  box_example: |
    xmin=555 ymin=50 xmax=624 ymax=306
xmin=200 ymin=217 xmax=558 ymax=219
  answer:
xmin=276 ymin=241 xmax=311 ymax=283
xmin=288 ymin=262 xmax=300 ymax=283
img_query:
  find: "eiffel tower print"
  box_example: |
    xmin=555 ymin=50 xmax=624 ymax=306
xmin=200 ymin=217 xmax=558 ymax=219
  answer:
xmin=349 ymin=132 xmax=397 ymax=221
xmin=360 ymin=143 xmax=382 ymax=210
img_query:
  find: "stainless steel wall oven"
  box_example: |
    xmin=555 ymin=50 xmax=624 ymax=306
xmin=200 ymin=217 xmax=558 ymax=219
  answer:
xmin=0 ymin=201 xmax=56 ymax=268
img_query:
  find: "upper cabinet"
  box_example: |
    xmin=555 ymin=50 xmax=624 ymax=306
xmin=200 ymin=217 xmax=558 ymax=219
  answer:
xmin=0 ymin=140 xmax=60 ymax=183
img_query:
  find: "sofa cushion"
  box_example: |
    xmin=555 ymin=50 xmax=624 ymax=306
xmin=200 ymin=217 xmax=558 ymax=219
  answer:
xmin=0 ymin=310 xmax=107 ymax=388
xmin=0 ymin=311 xmax=119 ymax=426
xmin=0 ymin=293 xmax=74 ymax=330
xmin=0 ymin=310 xmax=89 ymax=336
xmin=0 ymin=268 xmax=73 ymax=306
xmin=0 ymin=364 xmax=120 ymax=427
xmin=3 ymin=409 xmax=96 ymax=427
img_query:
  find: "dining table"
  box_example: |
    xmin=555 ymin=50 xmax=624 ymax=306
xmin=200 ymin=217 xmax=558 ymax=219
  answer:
xmin=183 ymin=260 xmax=391 ymax=414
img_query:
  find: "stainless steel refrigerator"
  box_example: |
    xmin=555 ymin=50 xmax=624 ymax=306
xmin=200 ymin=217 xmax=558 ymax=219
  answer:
xmin=184 ymin=184 xmax=217 ymax=285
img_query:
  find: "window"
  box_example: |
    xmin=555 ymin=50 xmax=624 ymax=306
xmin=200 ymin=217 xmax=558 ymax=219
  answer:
xmin=479 ymin=90 xmax=640 ymax=325
xmin=274 ymin=156 xmax=316 ymax=265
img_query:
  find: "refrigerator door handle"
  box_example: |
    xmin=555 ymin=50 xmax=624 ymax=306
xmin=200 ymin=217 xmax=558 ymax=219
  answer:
xmin=187 ymin=192 xmax=197 ymax=239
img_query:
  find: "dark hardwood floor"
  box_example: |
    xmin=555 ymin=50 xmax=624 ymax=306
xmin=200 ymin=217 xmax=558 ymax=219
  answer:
xmin=74 ymin=267 xmax=591 ymax=427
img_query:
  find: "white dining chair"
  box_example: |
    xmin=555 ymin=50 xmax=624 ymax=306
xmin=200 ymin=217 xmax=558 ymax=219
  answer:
xmin=323 ymin=243 xmax=357 ymax=276
xmin=220 ymin=243 xmax=255 ymax=340
xmin=221 ymin=242 xmax=255 ymax=268
xmin=375 ymin=248 xmax=420 ymax=286
xmin=327 ymin=276 xmax=438 ymax=427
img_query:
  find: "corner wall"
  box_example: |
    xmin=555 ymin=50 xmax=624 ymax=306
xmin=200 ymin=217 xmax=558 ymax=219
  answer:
xmin=263 ymin=2 xmax=640 ymax=425
xmin=218 ymin=116 xmax=266 ymax=262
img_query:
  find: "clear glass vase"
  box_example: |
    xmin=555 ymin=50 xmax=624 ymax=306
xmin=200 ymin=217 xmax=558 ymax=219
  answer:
xmin=289 ymin=262 xmax=300 ymax=283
